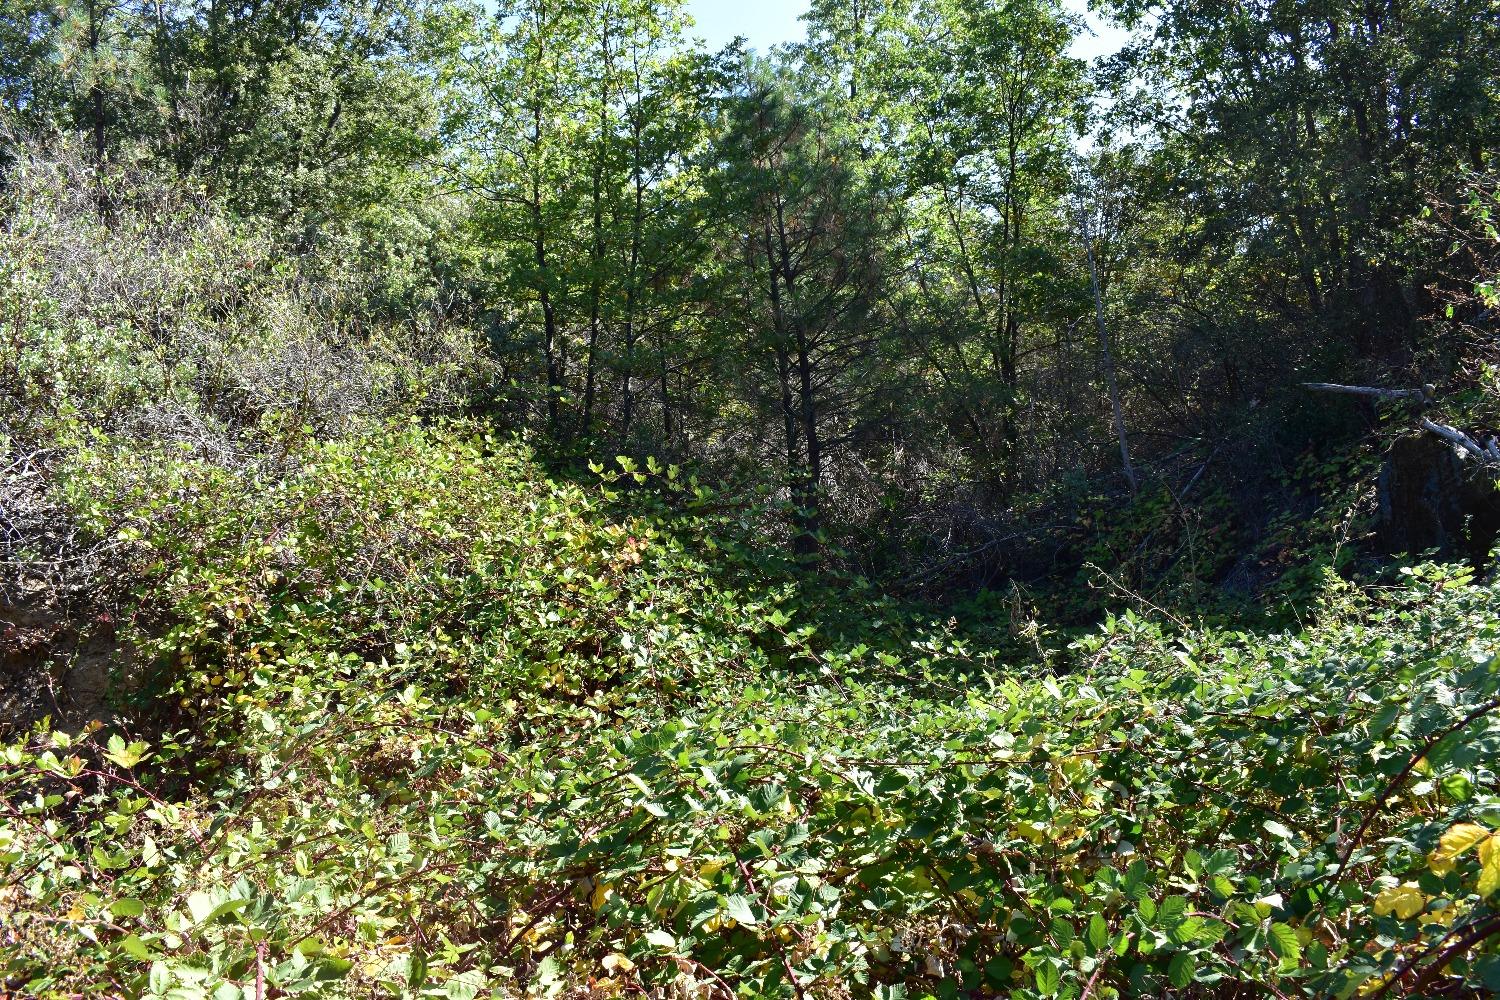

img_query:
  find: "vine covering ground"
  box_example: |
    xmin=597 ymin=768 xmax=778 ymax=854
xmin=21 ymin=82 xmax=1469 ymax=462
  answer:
xmin=3 ymin=423 xmax=1499 ymax=999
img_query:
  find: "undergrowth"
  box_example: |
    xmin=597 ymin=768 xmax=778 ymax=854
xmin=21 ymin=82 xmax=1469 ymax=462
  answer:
xmin=2 ymin=422 xmax=1498 ymax=999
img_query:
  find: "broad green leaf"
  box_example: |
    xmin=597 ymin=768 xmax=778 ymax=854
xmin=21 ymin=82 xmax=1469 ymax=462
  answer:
xmin=149 ymin=961 xmax=171 ymax=996
xmin=118 ymin=933 xmax=152 ymax=960
xmin=1034 ymin=961 xmax=1060 ymax=996
xmin=185 ymin=891 xmax=215 ymax=926
xmin=110 ymin=898 xmax=146 ymax=918
xmin=1168 ymin=951 xmax=1195 ymax=988
xmin=1268 ymin=923 xmax=1301 ymax=968
xmin=1086 ymin=914 xmax=1108 ymax=951
xmin=725 ymin=895 xmax=758 ymax=926
xmin=645 ymin=929 xmax=677 ymax=949
xmin=1262 ymin=819 xmax=1294 ymax=841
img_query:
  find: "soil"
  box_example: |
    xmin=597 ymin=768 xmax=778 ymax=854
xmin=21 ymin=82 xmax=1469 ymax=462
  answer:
xmin=1 ymin=578 xmax=129 ymax=736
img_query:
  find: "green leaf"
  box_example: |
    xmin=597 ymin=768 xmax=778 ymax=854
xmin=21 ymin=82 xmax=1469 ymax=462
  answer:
xmin=1169 ymin=917 xmax=1204 ymax=946
xmin=644 ymin=929 xmax=677 ymax=949
xmin=1268 ymin=922 xmax=1301 ymax=969
xmin=1441 ymin=773 xmax=1474 ymax=802
xmin=725 ymin=894 xmax=759 ymax=926
xmin=204 ymin=897 xmax=251 ymax=923
xmin=104 ymin=737 xmax=148 ymax=769
xmin=445 ymin=971 xmax=484 ymax=1000
xmin=1034 ymin=961 xmax=1060 ymax=996
xmin=1086 ymin=913 xmax=1108 ymax=951
xmin=1158 ymin=895 xmax=1188 ymax=926
xmin=110 ymin=897 xmax=147 ymax=918
xmin=1168 ymin=951 xmax=1195 ymax=988
xmin=149 ymin=961 xmax=171 ymax=996
xmin=1262 ymin=819 xmax=1294 ymax=841
xmin=185 ymin=891 xmax=215 ymax=925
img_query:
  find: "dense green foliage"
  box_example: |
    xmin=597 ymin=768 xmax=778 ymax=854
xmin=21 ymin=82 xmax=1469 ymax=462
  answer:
xmin=3 ymin=419 xmax=1500 ymax=998
xmin=9 ymin=0 xmax=1494 ymax=583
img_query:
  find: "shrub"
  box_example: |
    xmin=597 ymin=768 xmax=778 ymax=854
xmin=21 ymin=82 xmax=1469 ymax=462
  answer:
xmin=2 ymin=422 xmax=1498 ymax=998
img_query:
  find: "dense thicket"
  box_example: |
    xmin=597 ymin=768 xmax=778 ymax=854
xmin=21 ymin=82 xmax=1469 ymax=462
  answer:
xmin=3 ymin=0 xmax=1500 ymax=997
xmin=7 ymin=0 xmax=1495 ymax=593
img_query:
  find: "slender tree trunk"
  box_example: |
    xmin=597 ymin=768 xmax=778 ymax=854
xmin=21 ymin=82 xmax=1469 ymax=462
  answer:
xmin=769 ymin=194 xmax=821 ymax=556
xmin=1081 ymin=208 xmax=1138 ymax=496
xmin=792 ymin=322 xmax=821 ymax=555
xmin=535 ymin=204 xmax=561 ymax=433
xmin=621 ymin=50 xmax=646 ymax=438
xmin=531 ymin=106 xmax=560 ymax=432
xmin=87 ymin=0 xmax=105 ymax=168
xmin=528 ymin=11 xmax=561 ymax=433
xmin=762 ymin=222 xmax=799 ymax=478
xmin=656 ymin=321 xmax=673 ymax=444
xmin=582 ymin=26 xmax=611 ymax=435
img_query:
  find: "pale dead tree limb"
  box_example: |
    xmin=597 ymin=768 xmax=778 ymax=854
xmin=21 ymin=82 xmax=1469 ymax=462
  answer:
xmin=1419 ymin=417 xmax=1500 ymax=462
xmin=1299 ymin=382 xmax=1430 ymax=402
xmin=1171 ymin=453 xmax=1214 ymax=505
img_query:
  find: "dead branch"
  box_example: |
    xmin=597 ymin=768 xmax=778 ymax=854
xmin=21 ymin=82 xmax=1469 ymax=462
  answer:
xmin=1420 ymin=417 xmax=1500 ymax=462
xmin=1299 ymin=382 xmax=1431 ymax=403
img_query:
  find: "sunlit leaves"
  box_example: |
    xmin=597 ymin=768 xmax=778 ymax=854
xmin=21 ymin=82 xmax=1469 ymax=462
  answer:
xmin=1372 ymin=884 xmax=1427 ymax=921
xmin=4 ymin=425 xmax=1499 ymax=998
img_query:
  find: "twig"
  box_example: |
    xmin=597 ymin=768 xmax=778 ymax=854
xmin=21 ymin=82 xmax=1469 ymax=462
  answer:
xmin=1330 ymin=696 xmax=1500 ymax=883
xmin=1369 ymin=913 xmax=1500 ymax=999
xmin=737 ymin=858 xmax=806 ymax=1000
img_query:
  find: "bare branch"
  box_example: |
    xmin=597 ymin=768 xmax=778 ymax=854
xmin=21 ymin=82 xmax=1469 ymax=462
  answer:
xmin=1300 ymin=382 xmax=1429 ymax=402
xmin=1419 ymin=417 xmax=1491 ymax=460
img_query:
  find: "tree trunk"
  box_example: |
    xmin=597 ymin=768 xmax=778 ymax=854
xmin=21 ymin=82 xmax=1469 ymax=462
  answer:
xmin=620 ymin=51 xmax=646 ymax=438
xmin=582 ymin=30 xmax=611 ymax=436
xmin=532 ymin=146 xmax=560 ymax=432
xmin=87 ymin=0 xmax=106 ymax=168
xmin=1081 ymin=208 xmax=1138 ymax=496
xmin=768 ymin=189 xmax=822 ymax=557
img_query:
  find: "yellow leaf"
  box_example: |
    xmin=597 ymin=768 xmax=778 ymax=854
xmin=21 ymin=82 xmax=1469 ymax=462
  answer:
xmin=1015 ymin=821 xmax=1046 ymax=845
xmin=1479 ymin=838 xmax=1500 ymax=897
xmin=1431 ymin=823 xmax=1490 ymax=868
xmin=602 ymin=953 xmax=634 ymax=973
xmin=1373 ymin=883 xmax=1426 ymax=920
xmin=591 ymin=882 xmax=614 ymax=911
